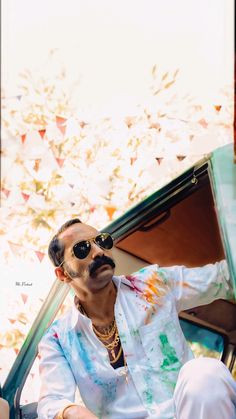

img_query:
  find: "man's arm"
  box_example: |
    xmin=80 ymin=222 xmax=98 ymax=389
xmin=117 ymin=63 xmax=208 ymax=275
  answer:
xmin=0 ymin=398 xmax=9 ymax=419
xmin=162 ymin=260 xmax=234 ymax=312
xmin=55 ymin=404 xmax=97 ymax=419
xmin=37 ymin=329 xmax=97 ymax=419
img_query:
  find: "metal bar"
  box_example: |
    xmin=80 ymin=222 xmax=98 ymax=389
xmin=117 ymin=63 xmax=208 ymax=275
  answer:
xmin=2 ymin=280 xmax=69 ymax=418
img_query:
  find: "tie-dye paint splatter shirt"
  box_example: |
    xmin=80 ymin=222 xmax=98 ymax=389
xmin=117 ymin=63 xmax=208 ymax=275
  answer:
xmin=38 ymin=260 xmax=233 ymax=419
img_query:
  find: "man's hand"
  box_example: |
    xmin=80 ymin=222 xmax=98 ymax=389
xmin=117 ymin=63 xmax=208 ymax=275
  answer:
xmin=63 ymin=405 xmax=98 ymax=419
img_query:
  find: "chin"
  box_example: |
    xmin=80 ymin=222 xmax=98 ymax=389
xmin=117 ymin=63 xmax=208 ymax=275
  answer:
xmin=89 ymin=270 xmax=113 ymax=291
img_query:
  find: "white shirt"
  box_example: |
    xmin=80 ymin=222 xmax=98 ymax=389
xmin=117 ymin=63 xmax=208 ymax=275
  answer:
xmin=38 ymin=261 xmax=233 ymax=419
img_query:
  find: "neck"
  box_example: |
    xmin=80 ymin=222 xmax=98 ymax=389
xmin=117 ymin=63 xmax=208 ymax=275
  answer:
xmin=75 ymin=281 xmax=117 ymax=326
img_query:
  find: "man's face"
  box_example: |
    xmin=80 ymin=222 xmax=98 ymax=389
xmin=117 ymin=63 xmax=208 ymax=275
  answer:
xmin=56 ymin=223 xmax=116 ymax=295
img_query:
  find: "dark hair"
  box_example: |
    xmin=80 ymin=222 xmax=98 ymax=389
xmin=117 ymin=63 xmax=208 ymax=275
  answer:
xmin=48 ymin=218 xmax=82 ymax=267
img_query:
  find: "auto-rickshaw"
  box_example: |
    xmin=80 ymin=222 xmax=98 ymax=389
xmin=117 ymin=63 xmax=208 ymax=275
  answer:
xmin=1 ymin=143 xmax=236 ymax=418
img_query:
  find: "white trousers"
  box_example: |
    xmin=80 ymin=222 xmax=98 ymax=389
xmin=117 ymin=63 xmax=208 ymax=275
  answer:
xmin=173 ymin=358 xmax=236 ymax=419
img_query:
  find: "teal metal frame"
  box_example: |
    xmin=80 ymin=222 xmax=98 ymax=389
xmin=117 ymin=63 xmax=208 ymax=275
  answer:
xmin=209 ymin=143 xmax=236 ymax=296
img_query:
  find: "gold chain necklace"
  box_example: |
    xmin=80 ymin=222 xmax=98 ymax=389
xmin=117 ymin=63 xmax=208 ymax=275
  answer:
xmin=93 ymin=323 xmax=120 ymax=360
xmin=110 ymin=343 xmax=123 ymax=364
xmin=76 ymin=299 xmax=128 ymax=382
xmin=92 ymin=319 xmax=116 ymax=340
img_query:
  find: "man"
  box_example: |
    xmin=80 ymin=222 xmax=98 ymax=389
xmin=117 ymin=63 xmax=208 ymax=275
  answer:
xmin=38 ymin=218 xmax=236 ymax=419
xmin=0 ymin=397 xmax=9 ymax=419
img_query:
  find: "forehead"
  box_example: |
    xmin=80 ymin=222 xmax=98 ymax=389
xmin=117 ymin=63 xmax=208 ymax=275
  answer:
xmin=59 ymin=223 xmax=99 ymax=248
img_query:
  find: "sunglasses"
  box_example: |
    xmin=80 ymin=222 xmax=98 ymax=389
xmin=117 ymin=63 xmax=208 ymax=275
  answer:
xmin=64 ymin=232 xmax=114 ymax=262
xmin=58 ymin=233 xmax=114 ymax=267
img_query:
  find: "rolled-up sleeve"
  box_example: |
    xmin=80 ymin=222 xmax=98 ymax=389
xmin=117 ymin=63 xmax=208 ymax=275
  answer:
xmin=163 ymin=260 xmax=234 ymax=312
xmin=37 ymin=328 xmax=77 ymax=419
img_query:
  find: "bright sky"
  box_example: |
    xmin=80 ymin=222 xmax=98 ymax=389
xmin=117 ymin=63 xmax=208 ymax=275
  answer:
xmin=2 ymin=0 xmax=234 ymax=110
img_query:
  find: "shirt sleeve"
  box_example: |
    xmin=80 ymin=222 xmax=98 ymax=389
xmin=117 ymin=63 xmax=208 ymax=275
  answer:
xmin=37 ymin=327 xmax=77 ymax=419
xmin=162 ymin=260 xmax=234 ymax=313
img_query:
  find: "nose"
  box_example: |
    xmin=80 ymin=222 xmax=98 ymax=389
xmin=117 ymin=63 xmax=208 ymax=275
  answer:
xmin=90 ymin=241 xmax=104 ymax=259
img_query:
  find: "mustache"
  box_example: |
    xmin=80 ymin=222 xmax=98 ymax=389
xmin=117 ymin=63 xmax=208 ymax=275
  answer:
xmin=89 ymin=255 xmax=115 ymax=276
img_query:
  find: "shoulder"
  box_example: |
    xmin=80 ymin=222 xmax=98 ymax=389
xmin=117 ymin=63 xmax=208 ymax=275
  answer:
xmin=124 ymin=264 xmax=169 ymax=285
xmin=120 ymin=264 xmax=171 ymax=303
xmin=40 ymin=306 xmax=74 ymax=346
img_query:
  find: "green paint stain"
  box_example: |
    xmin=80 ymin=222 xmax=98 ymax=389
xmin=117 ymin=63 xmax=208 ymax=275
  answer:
xmin=130 ymin=328 xmax=140 ymax=337
xmin=161 ymin=375 xmax=176 ymax=390
xmin=226 ymin=288 xmax=234 ymax=300
xmin=119 ymin=332 xmax=127 ymax=344
xmin=158 ymin=269 xmax=169 ymax=284
xmin=213 ymin=282 xmax=223 ymax=297
xmin=159 ymin=333 xmax=180 ymax=371
xmin=143 ymin=389 xmax=153 ymax=405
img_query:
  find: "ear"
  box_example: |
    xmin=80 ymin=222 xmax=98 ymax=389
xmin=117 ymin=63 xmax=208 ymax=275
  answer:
xmin=55 ymin=267 xmax=72 ymax=283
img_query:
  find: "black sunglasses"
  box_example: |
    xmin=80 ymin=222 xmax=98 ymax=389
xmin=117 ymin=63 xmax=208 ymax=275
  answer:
xmin=71 ymin=232 xmax=114 ymax=260
xmin=58 ymin=233 xmax=114 ymax=267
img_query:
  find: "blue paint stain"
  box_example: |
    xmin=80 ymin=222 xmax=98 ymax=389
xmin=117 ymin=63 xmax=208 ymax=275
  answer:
xmin=75 ymin=331 xmax=118 ymax=404
xmin=76 ymin=331 xmax=96 ymax=375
